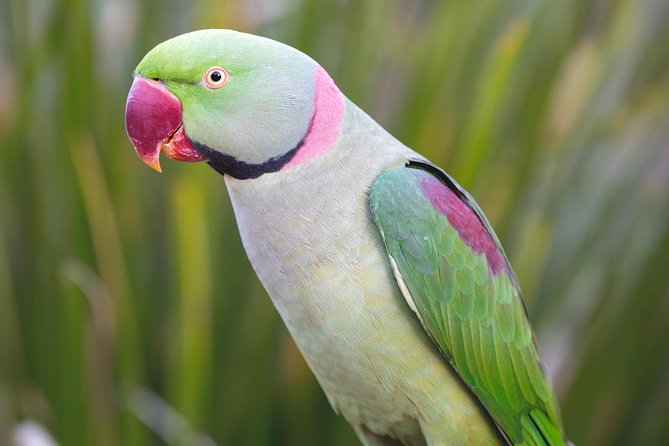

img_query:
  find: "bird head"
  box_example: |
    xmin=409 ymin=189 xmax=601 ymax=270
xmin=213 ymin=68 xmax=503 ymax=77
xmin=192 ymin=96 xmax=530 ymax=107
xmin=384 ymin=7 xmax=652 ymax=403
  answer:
xmin=125 ymin=29 xmax=334 ymax=179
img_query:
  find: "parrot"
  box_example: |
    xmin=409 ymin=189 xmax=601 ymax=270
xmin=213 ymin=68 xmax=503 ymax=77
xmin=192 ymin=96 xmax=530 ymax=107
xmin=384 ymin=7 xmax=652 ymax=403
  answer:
xmin=125 ymin=29 xmax=571 ymax=446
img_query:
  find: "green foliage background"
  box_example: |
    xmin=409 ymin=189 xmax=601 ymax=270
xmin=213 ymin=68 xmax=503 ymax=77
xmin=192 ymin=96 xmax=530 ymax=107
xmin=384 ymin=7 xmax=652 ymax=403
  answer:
xmin=2 ymin=0 xmax=669 ymax=444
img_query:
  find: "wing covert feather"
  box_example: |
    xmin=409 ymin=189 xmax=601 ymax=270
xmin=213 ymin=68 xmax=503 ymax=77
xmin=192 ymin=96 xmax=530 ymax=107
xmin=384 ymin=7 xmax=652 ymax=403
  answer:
xmin=369 ymin=163 xmax=566 ymax=446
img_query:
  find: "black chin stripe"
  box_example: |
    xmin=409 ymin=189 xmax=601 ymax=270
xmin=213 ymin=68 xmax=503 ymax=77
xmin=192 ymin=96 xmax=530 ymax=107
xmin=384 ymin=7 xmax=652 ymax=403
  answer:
xmin=191 ymin=139 xmax=303 ymax=180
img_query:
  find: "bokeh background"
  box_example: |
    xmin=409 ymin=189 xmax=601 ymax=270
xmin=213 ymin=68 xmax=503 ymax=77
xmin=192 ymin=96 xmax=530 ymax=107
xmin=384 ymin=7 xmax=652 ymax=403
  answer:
xmin=2 ymin=0 xmax=669 ymax=444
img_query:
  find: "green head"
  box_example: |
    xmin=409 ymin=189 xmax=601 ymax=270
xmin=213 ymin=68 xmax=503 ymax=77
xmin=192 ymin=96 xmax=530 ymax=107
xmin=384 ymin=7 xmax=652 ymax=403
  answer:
xmin=125 ymin=29 xmax=322 ymax=178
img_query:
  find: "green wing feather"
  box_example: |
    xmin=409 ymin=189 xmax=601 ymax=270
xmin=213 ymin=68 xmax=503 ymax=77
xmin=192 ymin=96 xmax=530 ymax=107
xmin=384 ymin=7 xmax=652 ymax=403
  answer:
xmin=369 ymin=162 xmax=567 ymax=446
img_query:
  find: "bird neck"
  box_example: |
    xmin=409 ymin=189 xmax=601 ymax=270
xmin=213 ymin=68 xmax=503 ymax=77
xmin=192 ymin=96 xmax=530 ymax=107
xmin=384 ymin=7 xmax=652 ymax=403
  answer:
xmin=280 ymin=65 xmax=346 ymax=171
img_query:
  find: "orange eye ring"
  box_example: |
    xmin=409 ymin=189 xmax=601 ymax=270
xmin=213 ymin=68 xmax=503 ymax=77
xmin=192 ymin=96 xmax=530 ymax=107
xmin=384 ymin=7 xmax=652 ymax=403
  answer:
xmin=203 ymin=67 xmax=229 ymax=89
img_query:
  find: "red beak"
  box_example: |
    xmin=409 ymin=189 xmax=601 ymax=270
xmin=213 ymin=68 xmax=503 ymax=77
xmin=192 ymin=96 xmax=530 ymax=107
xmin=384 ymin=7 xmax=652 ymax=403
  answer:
xmin=125 ymin=77 xmax=209 ymax=172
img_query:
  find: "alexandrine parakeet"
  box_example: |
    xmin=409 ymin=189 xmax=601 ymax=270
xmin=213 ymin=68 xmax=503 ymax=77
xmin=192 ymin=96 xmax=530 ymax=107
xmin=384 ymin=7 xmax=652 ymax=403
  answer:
xmin=125 ymin=29 xmax=571 ymax=446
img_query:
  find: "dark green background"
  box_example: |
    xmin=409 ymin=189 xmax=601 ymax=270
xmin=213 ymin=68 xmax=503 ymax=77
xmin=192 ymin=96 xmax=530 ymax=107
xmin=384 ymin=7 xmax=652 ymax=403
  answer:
xmin=2 ymin=0 xmax=669 ymax=444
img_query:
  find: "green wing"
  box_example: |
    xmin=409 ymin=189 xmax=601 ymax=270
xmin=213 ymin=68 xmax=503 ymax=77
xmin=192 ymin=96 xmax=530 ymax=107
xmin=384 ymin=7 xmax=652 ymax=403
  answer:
xmin=369 ymin=161 xmax=567 ymax=446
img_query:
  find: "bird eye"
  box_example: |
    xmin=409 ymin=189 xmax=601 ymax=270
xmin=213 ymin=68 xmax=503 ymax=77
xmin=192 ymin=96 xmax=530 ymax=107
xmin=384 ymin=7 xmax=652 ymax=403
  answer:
xmin=203 ymin=67 xmax=229 ymax=89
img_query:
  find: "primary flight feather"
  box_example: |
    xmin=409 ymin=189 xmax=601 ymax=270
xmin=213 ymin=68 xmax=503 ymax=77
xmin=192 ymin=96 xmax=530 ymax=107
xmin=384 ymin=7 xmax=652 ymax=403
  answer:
xmin=125 ymin=29 xmax=570 ymax=446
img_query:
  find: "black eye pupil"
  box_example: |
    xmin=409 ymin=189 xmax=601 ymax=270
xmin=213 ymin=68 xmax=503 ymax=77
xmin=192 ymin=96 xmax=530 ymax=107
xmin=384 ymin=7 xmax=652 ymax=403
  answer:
xmin=210 ymin=71 xmax=222 ymax=82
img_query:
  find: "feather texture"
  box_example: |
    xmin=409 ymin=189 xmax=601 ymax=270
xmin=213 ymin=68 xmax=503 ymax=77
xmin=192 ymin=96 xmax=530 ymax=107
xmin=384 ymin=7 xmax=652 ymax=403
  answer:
xmin=370 ymin=163 xmax=567 ymax=446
